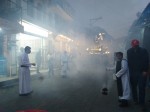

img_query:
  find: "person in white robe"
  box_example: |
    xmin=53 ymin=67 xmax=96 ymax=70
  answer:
xmin=61 ymin=51 xmax=69 ymax=77
xmin=107 ymin=52 xmax=131 ymax=107
xmin=48 ymin=53 xmax=54 ymax=76
xmin=19 ymin=46 xmax=35 ymax=95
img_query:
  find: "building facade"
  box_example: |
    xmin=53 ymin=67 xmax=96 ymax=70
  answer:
xmin=126 ymin=3 xmax=150 ymax=57
xmin=0 ymin=0 xmax=74 ymax=83
xmin=0 ymin=0 xmax=23 ymax=81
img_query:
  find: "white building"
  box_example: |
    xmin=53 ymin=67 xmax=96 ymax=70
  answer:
xmin=0 ymin=0 xmax=74 ymax=83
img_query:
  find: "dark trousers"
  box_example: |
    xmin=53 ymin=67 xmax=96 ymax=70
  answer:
xmin=48 ymin=63 xmax=54 ymax=75
xmin=130 ymin=72 xmax=147 ymax=104
xmin=116 ymin=77 xmax=123 ymax=97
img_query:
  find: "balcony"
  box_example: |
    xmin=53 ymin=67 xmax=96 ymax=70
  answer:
xmin=0 ymin=0 xmax=22 ymax=22
xmin=0 ymin=0 xmax=23 ymax=34
xmin=48 ymin=0 xmax=74 ymax=21
xmin=22 ymin=4 xmax=54 ymax=31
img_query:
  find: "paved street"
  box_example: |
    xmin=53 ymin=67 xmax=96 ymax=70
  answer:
xmin=0 ymin=67 xmax=150 ymax=112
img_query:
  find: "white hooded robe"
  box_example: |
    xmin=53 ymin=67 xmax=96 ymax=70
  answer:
xmin=107 ymin=59 xmax=131 ymax=100
xmin=115 ymin=59 xmax=131 ymax=100
xmin=19 ymin=52 xmax=32 ymax=94
xmin=61 ymin=53 xmax=68 ymax=76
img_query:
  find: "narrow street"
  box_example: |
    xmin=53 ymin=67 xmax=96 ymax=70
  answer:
xmin=0 ymin=67 xmax=150 ymax=112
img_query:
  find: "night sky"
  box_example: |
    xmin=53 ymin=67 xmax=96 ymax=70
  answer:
xmin=66 ymin=0 xmax=150 ymax=38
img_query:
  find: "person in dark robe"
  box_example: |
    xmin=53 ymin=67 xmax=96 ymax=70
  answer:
xmin=107 ymin=52 xmax=131 ymax=107
xmin=127 ymin=39 xmax=149 ymax=111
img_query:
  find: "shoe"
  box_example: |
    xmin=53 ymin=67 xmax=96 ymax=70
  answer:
xmin=19 ymin=91 xmax=33 ymax=96
xmin=102 ymin=88 xmax=108 ymax=92
xmin=19 ymin=93 xmax=29 ymax=96
xmin=119 ymin=103 xmax=128 ymax=107
xmin=119 ymin=102 xmax=128 ymax=107
xmin=102 ymin=91 xmax=108 ymax=95
xmin=118 ymin=99 xmax=122 ymax=102
xmin=119 ymin=99 xmax=129 ymax=107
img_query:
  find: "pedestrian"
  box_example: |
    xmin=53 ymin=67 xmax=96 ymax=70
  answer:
xmin=127 ymin=39 xmax=149 ymax=111
xmin=35 ymin=49 xmax=41 ymax=73
xmin=61 ymin=51 xmax=69 ymax=78
xmin=18 ymin=46 xmax=36 ymax=96
xmin=48 ymin=52 xmax=54 ymax=76
xmin=107 ymin=52 xmax=131 ymax=107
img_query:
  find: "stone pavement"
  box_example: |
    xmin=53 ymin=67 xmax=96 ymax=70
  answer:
xmin=0 ymin=70 xmax=150 ymax=112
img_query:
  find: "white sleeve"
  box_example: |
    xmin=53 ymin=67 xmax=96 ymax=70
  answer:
xmin=21 ymin=54 xmax=31 ymax=67
xmin=107 ymin=66 xmax=116 ymax=71
xmin=115 ymin=60 xmax=128 ymax=78
xmin=107 ymin=62 xmax=116 ymax=71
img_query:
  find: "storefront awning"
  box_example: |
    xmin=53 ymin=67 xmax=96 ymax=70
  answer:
xmin=0 ymin=17 xmax=24 ymax=34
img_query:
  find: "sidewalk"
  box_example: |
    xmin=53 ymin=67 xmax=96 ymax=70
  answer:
xmin=0 ymin=67 xmax=61 ymax=87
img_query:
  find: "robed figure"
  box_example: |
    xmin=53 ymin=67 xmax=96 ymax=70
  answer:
xmin=18 ymin=46 xmax=35 ymax=95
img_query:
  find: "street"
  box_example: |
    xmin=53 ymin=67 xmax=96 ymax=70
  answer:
xmin=0 ymin=67 xmax=150 ymax=112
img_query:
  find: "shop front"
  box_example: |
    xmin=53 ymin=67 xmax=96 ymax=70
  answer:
xmin=16 ymin=20 xmax=52 ymax=73
xmin=54 ymin=34 xmax=73 ymax=68
xmin=0 ymin=20 xmax=53 ymax=83
xmin=0 ymin=17 xmax=23 ymax=83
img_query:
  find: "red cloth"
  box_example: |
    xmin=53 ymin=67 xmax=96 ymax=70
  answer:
xmin=131 ymin=39 xmax=139 ymax=47
xmin=16 ymin=110 xmax=48 ymax=112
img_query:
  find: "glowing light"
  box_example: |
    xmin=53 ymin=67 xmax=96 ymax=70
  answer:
xmin=99 ymin=48 xmax=102 ymax=51
xmin=57 ymin=34 xmax=73 ymax=42
xmin=99 ymin=33 xmax=102 ymax=36
xmin=16 ymin=33 xmax=40 ymax=40
xmin=48 ymin=32 xmax=53 ymax=35
xmin=22 ymin=20 xmax=49 ymax=37
xmin=105 ymin=51 xmax=110 ymax=54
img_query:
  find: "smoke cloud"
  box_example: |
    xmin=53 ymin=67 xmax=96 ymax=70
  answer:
xmin=67 ymin=0 xmax=149 ymax=38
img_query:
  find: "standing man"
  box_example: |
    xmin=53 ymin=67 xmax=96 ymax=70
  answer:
xmin=61 ymin=51 xmax=69 ymax=78
xmin=35 ymin=49 xmax=41 ymax=73
xmin=19 ymin=46 xmax=36 ymax=96
xmin=127 ymin=39 xmax=149 ymax=110
xmin=48 ymin=52 xmax=54 ymax=76
xmin=107 ymin=52 xmax=131 ymax=107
